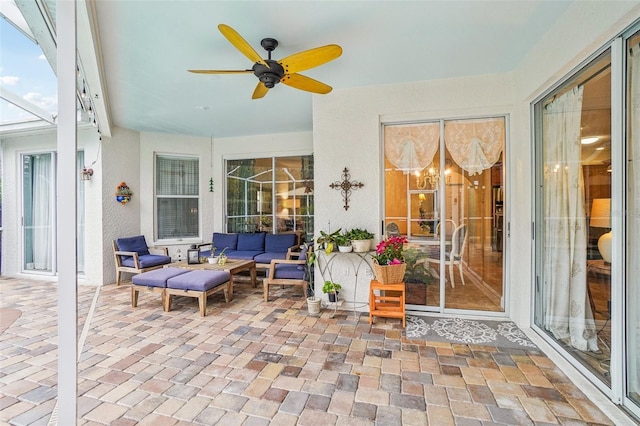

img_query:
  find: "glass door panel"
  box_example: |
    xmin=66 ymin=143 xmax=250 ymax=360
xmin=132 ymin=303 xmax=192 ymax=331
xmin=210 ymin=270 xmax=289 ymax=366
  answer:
xmin=626 ymin=30 xmax=640 ymax=411
xmin=22 ymin=153 xmax=54 ymax=273
xmin=534 ymin=50 xmax=612 ymax=386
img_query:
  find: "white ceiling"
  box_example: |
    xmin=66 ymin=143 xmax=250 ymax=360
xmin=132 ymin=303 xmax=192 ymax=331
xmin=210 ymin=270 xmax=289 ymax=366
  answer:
xmin=92 ymin=1 xmax=573 ymax=139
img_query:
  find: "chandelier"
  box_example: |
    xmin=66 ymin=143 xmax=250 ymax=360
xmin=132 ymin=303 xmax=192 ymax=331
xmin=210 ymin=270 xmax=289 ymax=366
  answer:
xmin=415 ymin=162 xmax=451 ymax=189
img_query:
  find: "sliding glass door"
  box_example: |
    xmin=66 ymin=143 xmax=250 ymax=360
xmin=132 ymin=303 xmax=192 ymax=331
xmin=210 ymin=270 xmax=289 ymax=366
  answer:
xmin=534 ymin=24 xmax=640 ymax=418
xmin=383 ymin=117 xmax=506 ymax=313
xmin=22 ymin=151 xmax=86 ymax=275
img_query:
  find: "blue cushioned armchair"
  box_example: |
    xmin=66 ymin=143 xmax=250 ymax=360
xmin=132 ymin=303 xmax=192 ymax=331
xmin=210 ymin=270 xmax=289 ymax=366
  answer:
xmin=263 ymin=244 xmax=313 ymax=302
xmin=113 ymin=235 xmax=171 ymax=285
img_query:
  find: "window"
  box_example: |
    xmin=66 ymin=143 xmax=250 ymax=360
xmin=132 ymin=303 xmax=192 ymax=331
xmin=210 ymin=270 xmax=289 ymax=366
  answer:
xmin=155 ymin=155 xmax=199 ymax=240
xmin=226 ymin=156 xmax=314 ymax=241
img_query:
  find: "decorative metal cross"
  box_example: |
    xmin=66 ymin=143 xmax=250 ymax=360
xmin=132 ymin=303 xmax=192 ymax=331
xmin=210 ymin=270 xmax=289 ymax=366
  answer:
xmin=330 ymin=167 xmax=364 ymax=211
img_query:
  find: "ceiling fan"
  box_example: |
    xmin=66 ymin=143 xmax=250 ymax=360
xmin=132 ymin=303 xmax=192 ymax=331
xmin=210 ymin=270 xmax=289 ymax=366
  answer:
xmin=188 ymin=24 xmax=342 ymax=99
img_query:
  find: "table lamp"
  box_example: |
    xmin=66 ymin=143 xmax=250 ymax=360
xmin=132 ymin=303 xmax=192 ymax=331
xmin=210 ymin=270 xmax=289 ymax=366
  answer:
xmin=590 ymin=198 xmax=611 ymax=263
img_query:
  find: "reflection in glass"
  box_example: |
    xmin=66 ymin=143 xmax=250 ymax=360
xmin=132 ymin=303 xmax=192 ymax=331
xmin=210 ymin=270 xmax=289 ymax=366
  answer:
xmin=226 ymin=156 xmax=314 ymax=241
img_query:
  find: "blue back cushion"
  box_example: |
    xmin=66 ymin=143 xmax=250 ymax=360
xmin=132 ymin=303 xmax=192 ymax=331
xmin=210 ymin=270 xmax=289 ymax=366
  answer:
xmin=116 ymin=235 xmax=150 ymax=256
xmin=265 ymin=234 xmax=296 ymax=252
xmin=237 ymin=232 xmax=266 ymax=251
xmin=213 ymin=233 xmax=238 ymax=251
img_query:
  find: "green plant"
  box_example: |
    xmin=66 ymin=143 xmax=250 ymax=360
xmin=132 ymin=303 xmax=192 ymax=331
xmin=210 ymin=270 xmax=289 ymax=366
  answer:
xmin=347 ymin=228 xmax=374 ymax=240
xmin=322 ymin=280 xmax=342 ymax=294
xmin=402 ymin=247 xmax=434 ymax=284
xmin=316 ymin=228 xmax=342 ymax=253
xmin=334 ymin=232 xmax=351 ymax=247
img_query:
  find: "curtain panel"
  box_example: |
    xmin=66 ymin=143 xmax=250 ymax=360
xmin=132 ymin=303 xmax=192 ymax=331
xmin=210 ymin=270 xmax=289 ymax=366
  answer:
xmin=542 ymin=87 xmax=598 ymax=352
xmin=444 ymin=117 xmax=505 ymax=176
xmin=384 ymin=123 xmax=440 ymax=173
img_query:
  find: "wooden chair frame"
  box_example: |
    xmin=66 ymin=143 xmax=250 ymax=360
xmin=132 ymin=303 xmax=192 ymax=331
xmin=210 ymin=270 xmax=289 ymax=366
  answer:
xmin=112 ymin=240 xmax=169 ymax=285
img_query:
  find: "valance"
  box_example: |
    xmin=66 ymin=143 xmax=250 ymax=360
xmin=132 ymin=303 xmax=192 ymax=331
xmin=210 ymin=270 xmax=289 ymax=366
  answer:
xmin=444 ymin=118 xmax=505 ymax=176
xmin=384 ymin=123 xmax=439 ymax=173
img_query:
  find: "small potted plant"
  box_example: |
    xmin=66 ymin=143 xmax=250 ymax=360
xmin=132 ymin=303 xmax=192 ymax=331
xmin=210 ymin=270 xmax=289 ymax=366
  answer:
xmin=347 ymin=228 xmax=374 ymax=252
xmin=322 ymin=280 xmax=342 ymax=303
xmin=217 ymin=248 xmax=228 ymax=265
xmin=335 ymin=232 xmax=352 ymax=252
xmin=115 ymin=182 xmax=133 ymax=204
xmin=207 ymin=246 xmax=218 ymax=264
xmin=316 ymin=228 xmax=342 ymax=254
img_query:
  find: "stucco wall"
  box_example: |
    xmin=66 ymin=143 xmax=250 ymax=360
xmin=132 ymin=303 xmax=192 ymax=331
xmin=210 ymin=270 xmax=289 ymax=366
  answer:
xmin=313 ymin=74 xmax=515 ymax=310
xmin=101 ymin=126 xmax=141 ymax=284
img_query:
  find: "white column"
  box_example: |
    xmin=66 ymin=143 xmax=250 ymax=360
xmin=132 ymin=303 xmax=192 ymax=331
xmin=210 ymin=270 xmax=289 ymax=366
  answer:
xmin=56 ymin=0 xmax=78 ymax=423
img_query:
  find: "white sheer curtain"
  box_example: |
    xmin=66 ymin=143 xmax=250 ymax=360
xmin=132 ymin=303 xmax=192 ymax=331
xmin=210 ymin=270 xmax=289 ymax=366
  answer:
xmin=384 ymin=123 xmax=439 ymax=173
xmin=444 ymin=117 xmax=505 ymax=176
xmin=32 ymin=154 xmax=53 ymax=271
xmin=628 ymin=42 xmax=640 ymax=400
xmin=542 ymin=87 xmax=598 ymax=352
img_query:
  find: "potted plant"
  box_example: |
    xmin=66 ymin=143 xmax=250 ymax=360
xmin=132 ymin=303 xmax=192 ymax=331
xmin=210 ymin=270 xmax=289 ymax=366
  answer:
xmin=322 ymin=280 xmax=342 ymax=302
xmin=371 ymin=235 xmax=409 ymax=284
xmin=217 ymin=247 xmax=228 ymax=265
xmin=207 ymin=246 xmax=218 ymax=264
xmin=335 ymin=232 xmax=352 ymax=252
xmin=347 ymin=228 xmax=374 ymax=252
xmin=303 ymin=243 xmax=321 ymax=314
xmin=115 ymin=182 xmax=133 ymax=204
xmin=316 ymin=228 xmax=342 ymax=254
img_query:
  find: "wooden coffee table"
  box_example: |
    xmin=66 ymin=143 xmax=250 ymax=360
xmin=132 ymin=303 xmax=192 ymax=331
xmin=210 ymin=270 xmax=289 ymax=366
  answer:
xmin=167 ymin=259 xmax=257 ymax=301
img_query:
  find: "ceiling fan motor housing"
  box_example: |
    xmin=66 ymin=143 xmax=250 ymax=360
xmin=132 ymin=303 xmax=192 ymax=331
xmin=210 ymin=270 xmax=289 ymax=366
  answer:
xmin=253 ymin=60 xmax=284 ymax=88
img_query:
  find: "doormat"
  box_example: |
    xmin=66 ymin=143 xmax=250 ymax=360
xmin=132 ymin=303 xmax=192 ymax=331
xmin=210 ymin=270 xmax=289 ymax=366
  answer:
xmin=406 ymin=315 xmax=538 ymax=349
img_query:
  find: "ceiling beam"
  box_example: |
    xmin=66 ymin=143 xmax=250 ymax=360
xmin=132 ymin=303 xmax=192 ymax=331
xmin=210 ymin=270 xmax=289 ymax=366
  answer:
xmin=0 ymin=86 xmax=56 ymax=124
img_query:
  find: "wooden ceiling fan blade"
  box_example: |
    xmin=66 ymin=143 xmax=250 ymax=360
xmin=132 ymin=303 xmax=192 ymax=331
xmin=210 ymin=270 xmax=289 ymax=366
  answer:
xmin=279 ymin=44 xmax=342 ymax=74
xmin=252 ymin=82 xmax=269 ymax=99
xmin=218 ymin=24 xmax=268 ymax=67
xmin=281 ymin=73 xmax=332 ymax=94
xmin=188 ymin=69 xmax=253 ymax=74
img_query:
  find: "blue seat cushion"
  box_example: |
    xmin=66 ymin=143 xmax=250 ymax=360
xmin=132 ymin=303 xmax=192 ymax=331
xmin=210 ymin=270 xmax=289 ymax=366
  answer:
xmin=264 ymin=234 xmax=296 ymax=252
xmin=132 ymin=267 xmax=188 ymax=288
xmin=237 ymin=232 xmax=266 ymax=251
xmin=254 ymin=252 xmax=287 ymax=264
xmin=297 ymin=245 xmax=310 ymax=270
xmin=213 ymin=233 xmax=238 ymax=251
xmin=167 ymin=270 xmax=231 ymax=291
xmin=230 ymin=250 xmax=262 ymax=260
xmin=122 ymin=254 xmax=172 ymax=268
xmin=116 ymin=235 xmax=150 ymax=259
xmin=273 ymin=264 xmax=305 ymax=280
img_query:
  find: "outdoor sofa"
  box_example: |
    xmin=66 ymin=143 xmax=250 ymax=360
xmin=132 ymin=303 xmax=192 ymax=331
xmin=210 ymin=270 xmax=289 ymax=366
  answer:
xmin=198 ymin=232 xmax=299 ymax=269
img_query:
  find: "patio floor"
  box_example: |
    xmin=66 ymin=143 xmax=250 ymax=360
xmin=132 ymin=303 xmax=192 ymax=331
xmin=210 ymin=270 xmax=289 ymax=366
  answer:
xmin=0 ymin=275 xmax=615 ymax=425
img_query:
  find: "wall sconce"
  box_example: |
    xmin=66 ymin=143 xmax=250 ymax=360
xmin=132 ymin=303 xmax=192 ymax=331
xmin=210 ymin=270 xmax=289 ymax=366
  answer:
xmin=81 ymin=167 xmax=93 ymax=181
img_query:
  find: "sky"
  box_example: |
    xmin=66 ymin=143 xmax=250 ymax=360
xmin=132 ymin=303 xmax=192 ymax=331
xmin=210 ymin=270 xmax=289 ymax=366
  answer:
xmin=0 ymin=16 xmax=57 ymax=124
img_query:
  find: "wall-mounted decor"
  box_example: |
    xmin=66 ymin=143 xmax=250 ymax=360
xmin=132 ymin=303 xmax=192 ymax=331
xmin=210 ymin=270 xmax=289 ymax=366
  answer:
xmin=330 ymin=167 xmax=363 ymax=211
xmin=115 ymin=182 xmax=133 ymax=204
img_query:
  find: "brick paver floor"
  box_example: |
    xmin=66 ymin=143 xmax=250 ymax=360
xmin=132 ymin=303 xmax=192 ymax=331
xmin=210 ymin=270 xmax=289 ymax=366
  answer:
xmin=0 ymin=276 xmax=617 ymax=425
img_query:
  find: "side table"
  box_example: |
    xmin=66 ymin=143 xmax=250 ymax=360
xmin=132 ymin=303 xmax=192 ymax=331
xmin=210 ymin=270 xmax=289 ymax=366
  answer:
xmin=369 ymin=280 xmax=406 ymax=327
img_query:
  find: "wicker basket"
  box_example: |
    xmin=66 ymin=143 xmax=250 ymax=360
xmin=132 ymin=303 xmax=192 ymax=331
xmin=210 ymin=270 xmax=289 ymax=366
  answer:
xmin=371 ymin=261 xmax=406 ymax=284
